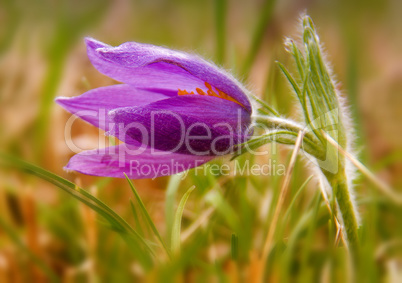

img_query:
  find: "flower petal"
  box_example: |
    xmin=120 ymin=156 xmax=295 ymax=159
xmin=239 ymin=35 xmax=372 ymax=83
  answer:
xmin=65 ymin=144 xmax=215 ymax=179
xmin=85 ymin=38 xmax=252 ymax=112
xmin=55 ymin=84 xmax=167 ymax=131
xmin=108 ymin=95 xmax=251 ymax=156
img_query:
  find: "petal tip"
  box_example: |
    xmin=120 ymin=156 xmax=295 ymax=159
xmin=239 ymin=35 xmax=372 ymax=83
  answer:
xmin=107 ymin=109 xmax=117 ymax=119
xmin=55 ymin=96 xmax=70 ymax=106
xmin=84 ymin=37 xmax=109 ymax=51
xmin=63 ymin=164 xmax=75 ymax=173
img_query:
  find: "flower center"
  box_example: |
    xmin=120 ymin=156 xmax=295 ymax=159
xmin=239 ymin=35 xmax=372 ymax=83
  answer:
xmin=178 ymin=82 xmax=243 ymax=107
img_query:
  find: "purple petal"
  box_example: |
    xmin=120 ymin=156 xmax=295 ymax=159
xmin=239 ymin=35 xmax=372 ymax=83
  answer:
xmin=65 ymin=144 xmax=215 ymax=179
xmin=85 ymin=38 xmax=252 ymax=112
xmin=107 ymin=95 xmax=251 ymax=156
xmin=55 ymin=84 xmax=167 ymax=131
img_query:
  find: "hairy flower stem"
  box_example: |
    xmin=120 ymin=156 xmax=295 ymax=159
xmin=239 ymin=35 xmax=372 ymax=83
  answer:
xmin=321 ymin=132 xmax=360 ymax=260
xmin=254 ymin=115 xmax=360 ymax=259
xmin=327 ymin=171 xmax=360 ymax=259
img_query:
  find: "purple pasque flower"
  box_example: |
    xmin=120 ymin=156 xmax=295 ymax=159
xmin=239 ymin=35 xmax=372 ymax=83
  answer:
xmin=56 ymin=38 xmax=252 ymax=179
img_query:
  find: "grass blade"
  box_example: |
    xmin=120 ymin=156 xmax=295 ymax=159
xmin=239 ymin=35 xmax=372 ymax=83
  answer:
xmin=165 ymin=174 xmax=182 ymax=245
xmin=171 ymin=186 xmax=195 ymax=254
xmin=124 ymin=173 xmax=171 ymax=259
xmin=0 ymin=153 xmax=155 ymax=269
xmin=282 ymin=175 xmax=314 ymax=225
xmin=260 ymin=131 xmax=304 ymax=277
xmin=129 ymin=199 xmax=145 ymax=237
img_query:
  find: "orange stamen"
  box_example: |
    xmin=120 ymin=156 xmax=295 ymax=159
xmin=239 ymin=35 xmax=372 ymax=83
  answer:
xmin=178 ymin=89 xmax=195 ymax=95
xmin=177 ymin=82 xmax=244 ymax=108
xmin=195 ymin=88 xmax=206 ymax=95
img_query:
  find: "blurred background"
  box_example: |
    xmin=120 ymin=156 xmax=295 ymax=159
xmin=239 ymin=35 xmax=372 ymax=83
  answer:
xmin=0 ymin=0 xmax=401 ymax=282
